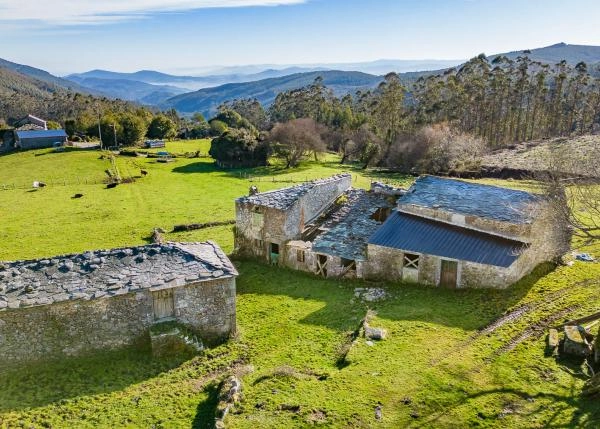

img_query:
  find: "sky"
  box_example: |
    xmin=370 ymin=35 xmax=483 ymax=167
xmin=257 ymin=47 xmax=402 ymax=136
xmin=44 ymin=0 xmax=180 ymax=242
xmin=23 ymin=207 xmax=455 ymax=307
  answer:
xmin=0 ymin=0 xmax=599 ymax=75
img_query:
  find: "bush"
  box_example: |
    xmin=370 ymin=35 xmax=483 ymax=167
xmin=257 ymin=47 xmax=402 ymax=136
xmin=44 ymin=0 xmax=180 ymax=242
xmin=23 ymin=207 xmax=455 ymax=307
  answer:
xmin=387 ymin=124 xmax=484 ymax=173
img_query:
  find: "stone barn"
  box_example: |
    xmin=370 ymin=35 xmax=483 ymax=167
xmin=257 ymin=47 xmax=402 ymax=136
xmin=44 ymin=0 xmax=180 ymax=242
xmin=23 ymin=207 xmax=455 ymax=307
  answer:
xmin=235 ymin=175 xmax=565 ymax=289
xmin=364 ymin=176 xmax=564 ymax=288
xmin=235 ymin=174 xmax=353 ymax=263
xmin=0 ymin=241 xmax=237 ymax=365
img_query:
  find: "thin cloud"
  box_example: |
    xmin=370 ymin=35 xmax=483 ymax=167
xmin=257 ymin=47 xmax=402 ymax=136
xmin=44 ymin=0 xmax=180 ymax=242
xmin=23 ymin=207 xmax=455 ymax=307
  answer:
xmin=0 ymin=0 xmax=307 ymax=26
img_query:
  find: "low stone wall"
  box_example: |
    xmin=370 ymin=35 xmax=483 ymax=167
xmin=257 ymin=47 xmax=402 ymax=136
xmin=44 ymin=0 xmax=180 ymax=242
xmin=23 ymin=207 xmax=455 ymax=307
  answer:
xmin=0 ymin=278 xmax=236 ymax=366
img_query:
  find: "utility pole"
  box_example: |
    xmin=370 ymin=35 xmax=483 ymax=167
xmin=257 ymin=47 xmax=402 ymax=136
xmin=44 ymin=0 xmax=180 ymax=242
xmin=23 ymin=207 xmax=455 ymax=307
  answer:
xmin=112 ymin=123 xmax=117 ymax=148
xmin=97 ymin=109 xmax=103 ymax=150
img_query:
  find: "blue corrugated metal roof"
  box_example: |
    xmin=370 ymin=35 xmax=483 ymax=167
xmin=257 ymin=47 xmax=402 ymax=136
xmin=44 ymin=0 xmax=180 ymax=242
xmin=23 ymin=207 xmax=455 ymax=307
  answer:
xmin=368 ymin=211 xmax=526 ymax=267
xmin=15 ymin=129 xmax=67 ymax=139
xmin=399 ymin=175 xmax=540 ymax=224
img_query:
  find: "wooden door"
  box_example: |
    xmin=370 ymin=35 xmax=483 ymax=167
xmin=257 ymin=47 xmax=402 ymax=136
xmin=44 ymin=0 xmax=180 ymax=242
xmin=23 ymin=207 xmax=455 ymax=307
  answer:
xmin=439 ymin=260 xmax=458 ymax=289
xmin=153 ymin=289 xmax=175 ymax=320
xmin=316 ymin=254 xmax=328 ymax=277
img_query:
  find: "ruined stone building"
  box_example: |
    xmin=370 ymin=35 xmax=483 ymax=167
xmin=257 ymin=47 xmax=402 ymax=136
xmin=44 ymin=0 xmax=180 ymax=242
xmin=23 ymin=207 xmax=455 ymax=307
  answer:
xmin=235 ymin=174 xmax=563 ymax=289
xmin=0 ymin=241 xmax=237 ymax=365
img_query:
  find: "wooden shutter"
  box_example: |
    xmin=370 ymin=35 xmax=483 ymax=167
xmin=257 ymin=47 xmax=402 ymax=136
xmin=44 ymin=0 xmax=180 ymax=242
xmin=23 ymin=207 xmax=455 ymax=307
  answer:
xmin=153 ymin=289 xmax=175 ymax=320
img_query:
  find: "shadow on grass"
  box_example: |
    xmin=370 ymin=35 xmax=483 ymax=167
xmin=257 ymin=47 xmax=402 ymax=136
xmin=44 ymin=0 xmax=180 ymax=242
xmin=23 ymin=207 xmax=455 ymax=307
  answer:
xmin=192 ymin=381 xmax=221 ymax=429
xmin=412 ymin=384 xmax=600 ymax=429
xmin=234 ymin=260 xmax=552 ymax=333
xmin=0 ymin=345 xmax=190 ymax=412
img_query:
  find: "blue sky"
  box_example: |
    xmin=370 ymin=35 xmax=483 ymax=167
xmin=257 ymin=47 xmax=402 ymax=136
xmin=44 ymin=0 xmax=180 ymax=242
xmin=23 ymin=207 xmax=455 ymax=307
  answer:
xmin=0 ymin=0 xmax=599 ymax=75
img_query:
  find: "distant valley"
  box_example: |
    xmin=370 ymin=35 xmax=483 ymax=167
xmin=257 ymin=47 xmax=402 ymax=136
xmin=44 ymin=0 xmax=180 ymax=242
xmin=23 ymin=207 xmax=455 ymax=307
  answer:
xmin=2 ymin=42 xmax=600 ymax=120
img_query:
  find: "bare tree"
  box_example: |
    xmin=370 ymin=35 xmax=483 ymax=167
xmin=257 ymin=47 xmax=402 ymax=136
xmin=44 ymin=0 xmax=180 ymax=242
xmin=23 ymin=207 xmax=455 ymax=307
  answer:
xmin=268 ymin=118 xmax=326 ymax=168
xmin=537 ymin=149 xmax=600 ymax=248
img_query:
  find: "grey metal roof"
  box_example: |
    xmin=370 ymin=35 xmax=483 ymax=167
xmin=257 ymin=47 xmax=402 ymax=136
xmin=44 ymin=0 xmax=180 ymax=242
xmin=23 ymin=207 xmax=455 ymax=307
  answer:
xmin=368 ymin=212 xmax=526 ymax=267
xmin=0 ymin=241 xmax=237 ymax=311
xmin=236 ymin=174 xmax=351 ymax=210
xmin=399 ymin=175 xmax=540 ymax=224
xmin=312 ymin=189 xmax=396 ymax=261
xmin=15 ymin=129 xmax=67 ymax=139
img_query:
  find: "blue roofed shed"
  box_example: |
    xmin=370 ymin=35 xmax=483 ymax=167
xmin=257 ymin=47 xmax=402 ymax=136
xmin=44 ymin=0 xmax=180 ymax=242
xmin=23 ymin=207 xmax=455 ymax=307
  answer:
xmin=369 ymin=212 xmax=526 ymax=268
xmin=14 ymin=129 xmax=68 ymax=150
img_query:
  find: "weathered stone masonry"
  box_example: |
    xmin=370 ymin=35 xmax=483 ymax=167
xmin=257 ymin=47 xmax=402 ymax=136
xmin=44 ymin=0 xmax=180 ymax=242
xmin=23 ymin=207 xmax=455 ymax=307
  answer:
xmin=0 ymin=241 xmax=237 ymax=365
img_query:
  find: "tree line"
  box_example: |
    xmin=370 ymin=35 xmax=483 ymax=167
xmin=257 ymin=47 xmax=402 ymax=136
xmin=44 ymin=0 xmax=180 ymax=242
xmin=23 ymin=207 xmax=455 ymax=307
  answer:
xmin=208 ymin=54 xmax=600 ymax=172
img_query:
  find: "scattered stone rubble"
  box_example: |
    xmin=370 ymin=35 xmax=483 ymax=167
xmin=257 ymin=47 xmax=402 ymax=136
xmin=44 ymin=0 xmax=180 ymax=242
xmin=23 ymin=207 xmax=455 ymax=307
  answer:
xmin=215 ymin=375 xmax=243 ymax=428
xmin=354 ymin=288 xmax=387 ymax=302
xmin=0 ymin=241 xmax=237 ymax=311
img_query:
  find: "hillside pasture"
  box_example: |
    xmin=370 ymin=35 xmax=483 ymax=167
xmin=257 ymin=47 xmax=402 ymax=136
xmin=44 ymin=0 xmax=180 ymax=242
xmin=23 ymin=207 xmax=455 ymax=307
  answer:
xmin=0 ymin=140 xmax=598 ymax=428
xmin=0 ymin=259 xmax=599 ymax=428
xmin=0 ymin=140 xmax=408 ymax=260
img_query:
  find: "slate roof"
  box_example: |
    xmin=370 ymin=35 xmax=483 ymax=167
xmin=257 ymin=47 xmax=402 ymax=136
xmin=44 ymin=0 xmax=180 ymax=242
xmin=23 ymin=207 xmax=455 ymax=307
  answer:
xmin=399 ymin=175 xmax=540 ymax=224
xmin=312 ymin=189 xmax=397 ymax=261
xmin=236 ymin=174 xmax=351 ymax=210
xmin=15 ymin=129 xmax=67 ymax=140
xmin=0 ymin=241 xmax=237 ymax=311
xmin=369 ymin=212 xmax=526 ymax=267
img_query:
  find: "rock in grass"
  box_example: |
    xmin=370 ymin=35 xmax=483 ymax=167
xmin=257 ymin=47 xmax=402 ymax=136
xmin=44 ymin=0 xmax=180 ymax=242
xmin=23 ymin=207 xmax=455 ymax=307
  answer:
xmin=547 ymin=328 xmax=559 ymax=349
xmin=365 ymin=326 xmax=387 ymax=341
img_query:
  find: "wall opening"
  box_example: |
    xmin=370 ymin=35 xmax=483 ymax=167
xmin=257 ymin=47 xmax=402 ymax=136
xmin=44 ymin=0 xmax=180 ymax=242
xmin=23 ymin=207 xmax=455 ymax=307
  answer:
xmin=270 ymin=243 xmax=280 ymax=265
xmin=402 ymin=252 xmax=420 ymax=282
xmin=152 ymin=289 xmax=175 ymax=320
xmin=371 ymin=207 xmax=392 ymax=222
xmin=297 ymin=249 xmax=305 ymax=263
xmin=341 ymin=257 xmax=356 ymax=270
xmin=316 ymin=254 xmax=328 ymax=277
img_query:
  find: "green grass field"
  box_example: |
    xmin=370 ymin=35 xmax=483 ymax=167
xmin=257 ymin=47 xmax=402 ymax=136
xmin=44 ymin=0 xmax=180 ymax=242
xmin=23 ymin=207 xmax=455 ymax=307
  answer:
xmin=0 ymin=141 xmax=598 ymax=428
xmin=0 ymin=140 xmax=407 ymax=260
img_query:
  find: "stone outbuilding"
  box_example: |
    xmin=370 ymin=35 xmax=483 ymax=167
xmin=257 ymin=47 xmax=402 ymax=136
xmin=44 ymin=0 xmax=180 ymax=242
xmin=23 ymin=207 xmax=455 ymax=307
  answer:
xmin=0 ymin=241 xmax=237 ymax=365
xmin=235 ymin=174 xmax=565 ymax=289
xmin=235 ymin=174 xmax=353 ymax=264
xmin=364 ymin=176 xmax=565 ymax=288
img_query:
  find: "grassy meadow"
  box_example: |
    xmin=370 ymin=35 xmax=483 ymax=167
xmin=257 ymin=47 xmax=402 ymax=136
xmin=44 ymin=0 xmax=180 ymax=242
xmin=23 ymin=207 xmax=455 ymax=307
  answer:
xmin=0 ymin=140 xmax=407 ymax=260
xmin=0 ymin=140 xmax=599 ymax=428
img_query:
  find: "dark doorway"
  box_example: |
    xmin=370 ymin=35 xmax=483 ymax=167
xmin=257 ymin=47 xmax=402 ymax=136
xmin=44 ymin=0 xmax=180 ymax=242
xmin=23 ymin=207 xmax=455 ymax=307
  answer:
xmin=439 ymin=260 xmax=458 ymax=289
xmin=270 ymin=243 xmax=280 ymax=265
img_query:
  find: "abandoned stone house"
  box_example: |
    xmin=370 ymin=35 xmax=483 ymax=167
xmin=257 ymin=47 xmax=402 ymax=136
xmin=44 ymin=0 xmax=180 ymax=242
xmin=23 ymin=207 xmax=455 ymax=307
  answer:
xmin=235 ymin=174 xmax=563 ymax=289
xmin=0 ymin=241 xmax=237 ymax=365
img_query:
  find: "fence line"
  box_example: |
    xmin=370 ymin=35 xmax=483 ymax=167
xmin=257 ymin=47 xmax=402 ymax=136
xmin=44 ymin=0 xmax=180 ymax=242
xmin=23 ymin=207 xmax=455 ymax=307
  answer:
xmin=0 ymin=176 xmax=138 ymax=191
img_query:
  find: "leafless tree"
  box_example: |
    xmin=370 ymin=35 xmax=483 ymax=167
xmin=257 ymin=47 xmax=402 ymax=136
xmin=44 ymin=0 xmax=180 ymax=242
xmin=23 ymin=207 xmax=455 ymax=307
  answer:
xmin=536 ymin=148 xmax=600 ymax=248
xmin=268 ymin=118 xmax=326 ymax=168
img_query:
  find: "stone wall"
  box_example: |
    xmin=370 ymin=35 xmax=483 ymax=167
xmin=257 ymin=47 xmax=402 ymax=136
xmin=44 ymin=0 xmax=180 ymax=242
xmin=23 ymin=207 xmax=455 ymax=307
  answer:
xmin=174 ymin=278 xmax=236 ymax=345
xmin=282 ymin=175 xmax=352 ymax=237
xmin=397 ymin=204 xmax=532 ymax=242
xmin=235 ymin=175 xmax=351 ymax=259
xmin=362 ymin=245 xmax=404 ymax=281
xmin=363 ymin=244 xmax=518 ymax=288
xmin=0 ymin=277 xmax=236 ymax=366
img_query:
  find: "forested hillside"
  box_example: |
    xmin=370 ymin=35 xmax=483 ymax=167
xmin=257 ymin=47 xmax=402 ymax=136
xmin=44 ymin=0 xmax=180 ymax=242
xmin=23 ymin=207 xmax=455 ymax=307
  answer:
xmin=162 ymin=71 xmax=383 ymax=116
xmin=0 ymin=57 xmax=93 ymax=94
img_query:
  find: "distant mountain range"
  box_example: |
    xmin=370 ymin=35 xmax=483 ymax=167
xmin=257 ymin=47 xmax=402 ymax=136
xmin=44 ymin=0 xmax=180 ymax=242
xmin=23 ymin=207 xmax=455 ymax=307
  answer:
xmin=63 ymin=60 xmax=463 ymax=106
xmin=160 ymin=70 xmax=384 ymax=116
xmin=2 ymin=42 xmax=600 ymax=120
